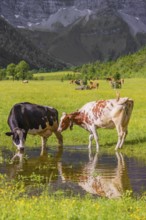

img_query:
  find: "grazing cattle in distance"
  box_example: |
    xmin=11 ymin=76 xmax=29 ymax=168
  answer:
xmin=106 ymin=77 xmax=113 ymax=82
xmin=74 ymin=79 xmax=81 ymax=85
xmin=89 ymin=81 xmax=99 ymax=89
xmin=110 ymin=80 xmax=122 ymax=89
xmin=69 ymin=80 xmax=74 ymax=84
xmin=106 ymin=78 xmax=124 ymax=89
xmin=75 ymin=80 xmax=99 ymax=90
xmin=22 ymin=80 xmax=28 ymax=83
xmin=58 ymin=97 xmax=134 ymax=151
xmin=75 ymin=85 xmax=87 ymax=90
xmin=5 ymin=102 xmax=63 ymax=154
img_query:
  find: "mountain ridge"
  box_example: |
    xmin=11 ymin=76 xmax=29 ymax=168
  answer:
xmin=1 ymin=0 xmax=146 ymax=67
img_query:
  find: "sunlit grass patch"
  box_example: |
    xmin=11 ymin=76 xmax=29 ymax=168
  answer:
xmin=0 ymin=175 xmax=146 ymax=220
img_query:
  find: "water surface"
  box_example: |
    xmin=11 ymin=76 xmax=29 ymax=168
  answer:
xmin=1 ymin=146 xmax=146 ymax=198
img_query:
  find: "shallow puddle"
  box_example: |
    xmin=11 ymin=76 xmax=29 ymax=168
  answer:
xmin=1 ymin=146 xmax=146 ymax=198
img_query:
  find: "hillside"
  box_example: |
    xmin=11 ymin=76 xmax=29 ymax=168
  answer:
xmin=77 ymin=47 xmax=146 ymax=78
xmin=109 ymin=47 xmax=146 ymax=77
xmin=0 ymin=17 xmax=66 ymax=69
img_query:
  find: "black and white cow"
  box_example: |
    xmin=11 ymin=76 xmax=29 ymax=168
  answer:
xmin=5 ymin=102 xmax=63 ymax=153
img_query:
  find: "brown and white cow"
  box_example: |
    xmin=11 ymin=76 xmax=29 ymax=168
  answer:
xmin=58 ymin=97 xmax=134 ymax=151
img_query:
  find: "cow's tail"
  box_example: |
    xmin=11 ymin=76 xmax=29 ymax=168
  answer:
xmin=117 ymin=97 xmax=129 ymax=105
xmin=116 ymin=91 xmax=120 ymax=101
xmin=113 ymin=98 xmax=134 ymax=120
xmin=121 ymin=98 xmax=134 ymax=127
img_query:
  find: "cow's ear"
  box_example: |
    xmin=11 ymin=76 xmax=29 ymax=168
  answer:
xmin=5 ymin=132 xmax=13 ymax=136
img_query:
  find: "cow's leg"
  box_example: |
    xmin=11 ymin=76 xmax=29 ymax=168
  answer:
xmin=115 ymin=123 xmax=128 ymax=150
xmin=115 ymin=125 xmax=124 ymax=150
xmin=57 ymin=161 xmax=66 ymax=183
xmin=90 ymin=126 xmax=99 ymax=152
xmin=88 ymin=134 xmax=94 ymax=150
xmin=11 ymin=150 xmax=24 ymax=163
xmin=88 ymin=133 xmax=94 ymax=158
xmin=41 ymin=137 xmax=47 ymax=155
xmin=116 ymin=152 xmax=125 ymax=169
xmin=118 ymin=129 xmax=128 ymax=149
xmin=54 ymin=131 xmax=63 ymax=147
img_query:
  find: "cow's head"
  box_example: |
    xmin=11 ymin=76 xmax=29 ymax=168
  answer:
xmin=58 ymin=112 xmax=73 ymax=132
xmin=5 ymin=128 xmax=26 ymax=150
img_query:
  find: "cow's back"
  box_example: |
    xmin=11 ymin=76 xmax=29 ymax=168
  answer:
xmin=79 ymin=101 xmax=96 ymax=113
xmin=8 ymin=102 xmax=59 ymax=131
xmin=78 ymin=98 xmax=133 ymax=129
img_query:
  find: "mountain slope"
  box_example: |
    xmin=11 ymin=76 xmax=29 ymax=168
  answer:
xmin=23 ymin=9 xmax=146 ymax=66
xmin=0 ymin=17 xmax=66 ymax=69
xmin=1 ymin=0 xmax=146 ymax=66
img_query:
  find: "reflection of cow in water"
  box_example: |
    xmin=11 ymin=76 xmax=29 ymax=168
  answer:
xmin=6 ymin=148 xmax=64 ymax=184
xmin=78 ymin=152 xmax=130 ymax=198
xmin=6 ymin=149 xmax=130 ymax=198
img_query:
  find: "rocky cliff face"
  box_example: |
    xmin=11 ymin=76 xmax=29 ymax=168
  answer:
xmin=1 ymin=0 xmax=146 ymax=66
xmin=1 ymin=0 xmax=146 ymax=31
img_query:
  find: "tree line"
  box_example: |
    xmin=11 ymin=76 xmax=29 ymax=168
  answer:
xmin=71 ymin=46 xmax=146 ymax=80
xmin=0 ymin=60 xmax=33 ymax=80
xmin=1 ymin=46 xmax=146 ymax=81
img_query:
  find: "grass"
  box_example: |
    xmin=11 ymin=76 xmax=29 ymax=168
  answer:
xmin=1 ymin=76 xmax=146 ymax=219
xmin=33 ymin=70 xmax=80 ymax=80
xmin=0 ymin=176 xmax=146 ymax=220
xmin=0 ymin=77 xmax=146 ymax=157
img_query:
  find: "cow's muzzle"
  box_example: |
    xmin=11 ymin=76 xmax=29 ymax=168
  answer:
xmin=17 ymin=146 xmax=25 ymax=151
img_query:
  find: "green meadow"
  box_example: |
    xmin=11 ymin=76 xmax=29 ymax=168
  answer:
xmin=0 ymin=75 xmax=146 ymax=219
xmin=0 ymin=76 xmax=146 ymax=156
